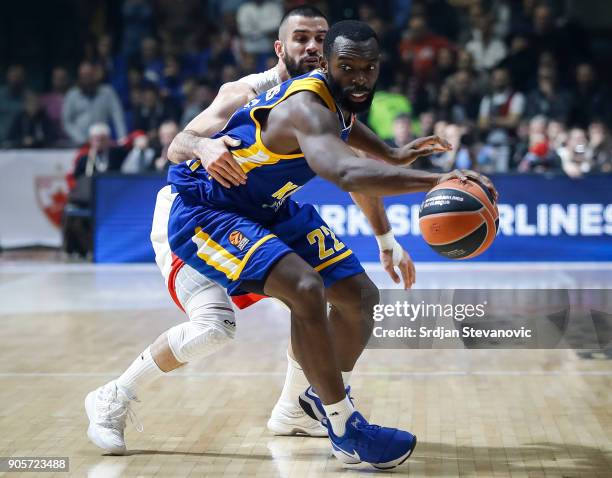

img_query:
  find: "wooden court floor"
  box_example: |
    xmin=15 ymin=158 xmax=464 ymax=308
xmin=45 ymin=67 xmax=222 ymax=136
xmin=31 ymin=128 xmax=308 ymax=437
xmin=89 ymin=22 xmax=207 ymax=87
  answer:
xmin=0 ymin=262 xmax=611 ymax=477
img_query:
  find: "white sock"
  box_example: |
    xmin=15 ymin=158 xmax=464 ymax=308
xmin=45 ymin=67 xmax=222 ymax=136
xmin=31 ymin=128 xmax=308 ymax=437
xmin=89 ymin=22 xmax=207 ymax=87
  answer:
xmin=116 ymin=346 xmax=165 ymax=398
xmin=323 ymin=395 xmax=355 ymax=437
xmin=342 ymin=370 xmax=352 ymax=387
xmin=276 ymin=351 xmax=309 ymax=410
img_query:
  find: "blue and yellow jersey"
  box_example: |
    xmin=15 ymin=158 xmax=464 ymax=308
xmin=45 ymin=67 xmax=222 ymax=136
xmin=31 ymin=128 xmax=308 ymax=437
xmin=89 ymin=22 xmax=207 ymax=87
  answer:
xmin=167 ymin=69 xmax=354 ymax=224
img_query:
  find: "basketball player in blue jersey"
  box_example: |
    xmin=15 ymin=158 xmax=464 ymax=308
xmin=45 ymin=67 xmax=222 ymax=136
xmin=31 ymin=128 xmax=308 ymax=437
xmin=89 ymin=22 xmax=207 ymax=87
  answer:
xmin=163 ymin=21 xmax=494 ymax=469
xmin=85 ymin=6 xmax=458 ymax=456
xmin=166 ymin=7 xmax=451 ymax=435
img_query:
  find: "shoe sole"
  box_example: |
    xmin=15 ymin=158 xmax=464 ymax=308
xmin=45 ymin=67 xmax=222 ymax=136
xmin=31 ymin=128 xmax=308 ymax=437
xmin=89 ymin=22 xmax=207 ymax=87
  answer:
xmin=332 ymin=435 xmax=418 ymax=469
xmin=267 ymin=417 xmax=328 ymax=437
xmin=371 ymin=435 xmax=418 ymax=470
xmin=84 ymin=392 xmax=127 ymax=456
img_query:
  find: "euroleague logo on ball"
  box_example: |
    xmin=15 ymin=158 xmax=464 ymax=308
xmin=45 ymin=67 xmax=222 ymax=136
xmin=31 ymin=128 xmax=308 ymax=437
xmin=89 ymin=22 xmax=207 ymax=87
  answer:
xmin=229 ymin=230 xmax=250 ymax=251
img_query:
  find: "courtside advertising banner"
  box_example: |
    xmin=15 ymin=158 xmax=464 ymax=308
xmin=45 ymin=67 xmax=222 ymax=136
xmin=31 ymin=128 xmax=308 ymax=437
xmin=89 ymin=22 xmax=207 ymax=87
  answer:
xmin=94 ymin=174 xmax=612 ymax=263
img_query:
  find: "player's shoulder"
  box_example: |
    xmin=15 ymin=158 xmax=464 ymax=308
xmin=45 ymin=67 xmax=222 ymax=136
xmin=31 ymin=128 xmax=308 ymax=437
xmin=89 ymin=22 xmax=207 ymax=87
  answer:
xmin=279 ymin=91 xmax=340 ymax=135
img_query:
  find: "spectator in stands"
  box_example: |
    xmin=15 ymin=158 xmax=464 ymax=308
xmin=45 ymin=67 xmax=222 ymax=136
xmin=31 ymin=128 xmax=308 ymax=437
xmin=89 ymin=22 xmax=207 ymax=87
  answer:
xmin=132 ymin=83 xmax=178 ymax=142
xmin=558 ymin=128 xmax=592 ymax=178
xmin=431 ymin=123 xmax=472 ymax=171
xmin=528 ymin=3 xmax=587 ymax=72
xmin=477 ymin=129 xmax=512 ymax=173
xmin=0 ymin=65 xmax=29 ymax=145
xmin=498 ymin=32 xmax=537 ymax=92
xmin=94 ymin=34 xmax=129 ymax=106
xmin=436 ymin=46 xmax=456 ymax=86
xmin=399 ymin=14 xmax=451 ymax=85
xmin=418 ymin=111 xmax=435 ymax=137
xmin=121 ymin=0 xmax=154 ymax=60
xmin=121 ymin=132 xmax=156 ymax=173
xmin=140 ymin=37 xmax=165 ymax=84
xmin=159 ymin=55 xmax=184 ymax=104
xmin=180 ymin=80 xmax=214 ymax=128
xmin=525 ymin=65 xmax=572 ymax=122
xmin=465 ymin=12 xmax=507 ymax=71
xmin=478 ymin=67 xmax=525 ymax=136
xmin=517 ymin=140 xmax=562 ymax=173
xmin=237 ymin=0 xmax=283 ymax=55
xmin=6 ymin=92 xmax=56 ymax=148
xmin=389 ymin=113 xmax=413 ymax=147
xmin=569 ymin=63 xmax=610 ymax=129
xmin=446 ymin=49 xmax=488 ymax=95
xmin=62 ymin=62 xmax=127 ymax=145
xmin=515 ymin=116 xmax=562 ymax=173
xmin=446 ymin=70 xmax=481 ymax=126
xmin=152 ymin=121 xmax=179 ymax=172
xmin=588 ymin=121 xmax=612 ymax=173
xmin=155 ymin=0 xmax=204 ymax=55
xmin=41 ymin=67 xmax=71 ymax=142
xmin=547 ymin=120 xmax=567 ymax=151
xmin=72 ymin=123 xmax=127 ymax=179
xmin=390 ymin=113 xmax=435 ymax=170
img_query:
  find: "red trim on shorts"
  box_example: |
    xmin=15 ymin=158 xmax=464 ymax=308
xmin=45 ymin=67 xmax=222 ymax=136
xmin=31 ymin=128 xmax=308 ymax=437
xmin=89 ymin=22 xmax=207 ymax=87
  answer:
xmin=167 ymin=253 xmax=266 ymax=311
xmin=231 ymin=293 xmax=267 ymax=309
xmin=168 ymin=253 xmax=186 ymax=313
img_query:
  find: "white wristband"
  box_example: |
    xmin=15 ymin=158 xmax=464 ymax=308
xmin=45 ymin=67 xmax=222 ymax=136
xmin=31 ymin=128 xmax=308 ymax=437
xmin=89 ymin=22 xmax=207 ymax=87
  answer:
xmin=375 ymin=231 xmax=396 ymax=251
xmin=376 ymin=231 xmax=404 ymax=266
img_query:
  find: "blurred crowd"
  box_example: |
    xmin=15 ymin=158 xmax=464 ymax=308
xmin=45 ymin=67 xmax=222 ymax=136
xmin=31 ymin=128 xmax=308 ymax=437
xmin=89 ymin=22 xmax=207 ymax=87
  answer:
xmin=1 ymin=0 xmax=611 ymax=178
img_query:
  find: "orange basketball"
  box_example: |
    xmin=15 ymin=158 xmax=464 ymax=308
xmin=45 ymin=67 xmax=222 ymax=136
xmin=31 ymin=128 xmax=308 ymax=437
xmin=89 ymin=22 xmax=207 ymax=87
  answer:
xmin=419 ymin=178 xmax=499 ymax=259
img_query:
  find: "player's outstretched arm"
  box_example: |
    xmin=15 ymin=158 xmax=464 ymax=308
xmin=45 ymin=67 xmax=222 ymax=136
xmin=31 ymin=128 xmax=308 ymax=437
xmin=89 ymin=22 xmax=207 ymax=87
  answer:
xmin=167 ymin=81 xmax=256 ymax=186
xmin=290 ymin=96 xmax=441 ymax=196
xmin=348 ymin=120 xmax=452 ymax=165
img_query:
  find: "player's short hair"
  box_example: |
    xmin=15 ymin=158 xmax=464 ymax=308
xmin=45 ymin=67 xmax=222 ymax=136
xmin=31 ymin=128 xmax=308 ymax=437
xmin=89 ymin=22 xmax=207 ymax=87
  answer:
xmin=279 ymin=6 xmax=328 ymax=36
xmin=323 ymin=20 xmax=379 ymax=59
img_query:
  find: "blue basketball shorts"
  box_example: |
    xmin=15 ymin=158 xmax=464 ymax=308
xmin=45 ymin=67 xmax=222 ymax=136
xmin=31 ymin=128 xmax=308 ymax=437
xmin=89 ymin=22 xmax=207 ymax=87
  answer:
xmin=167 ymin=196 xmax=364 ymax=296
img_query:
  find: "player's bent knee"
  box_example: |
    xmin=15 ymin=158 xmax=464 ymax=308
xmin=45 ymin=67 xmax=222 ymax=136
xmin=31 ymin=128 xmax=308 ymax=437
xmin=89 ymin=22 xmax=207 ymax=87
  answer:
xmin=292 ymin=273 xmax=325 ymax=309
xmin=167 ymin=305 xmax=236 ymax=364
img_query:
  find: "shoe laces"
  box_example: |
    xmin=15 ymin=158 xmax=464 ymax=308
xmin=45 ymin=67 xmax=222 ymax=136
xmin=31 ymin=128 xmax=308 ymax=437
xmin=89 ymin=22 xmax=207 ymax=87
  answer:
xmin=97 ymin=385 xmax=143 ymax=433
xmin=351 ymin=417 xmax=381 ymax=439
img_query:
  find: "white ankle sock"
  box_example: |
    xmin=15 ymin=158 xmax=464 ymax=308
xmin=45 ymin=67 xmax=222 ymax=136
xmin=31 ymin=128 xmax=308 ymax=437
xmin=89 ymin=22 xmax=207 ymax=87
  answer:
xmin=116 ymin=346 xmax=164 ymax=398
xmin=276 ymin=351 xmax=309 ymax=410
xmin=323 ymin=395 xmax=355 ymax=437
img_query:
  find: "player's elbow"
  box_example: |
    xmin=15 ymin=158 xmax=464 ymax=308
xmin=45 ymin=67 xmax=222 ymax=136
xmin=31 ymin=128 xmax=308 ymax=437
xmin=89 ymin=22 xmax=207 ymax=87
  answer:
xmin=167 ymin=135 xmax=187 ymax=164
xmin=335 ymin=168 xmax=361 ymax=192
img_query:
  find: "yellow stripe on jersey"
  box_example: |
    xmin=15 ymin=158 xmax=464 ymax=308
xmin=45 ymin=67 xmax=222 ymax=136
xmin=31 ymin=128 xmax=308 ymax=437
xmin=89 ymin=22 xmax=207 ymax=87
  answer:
xmin=192 ymin=227 xmax=241 ymax=279
xmin=192 ymin=227 xmax=276 ymax=281
xmin=230 ymin=75 xmax=337 ymax=174
xmin=188 ymin=159 xmax=202 ymax=171
xmin=314 ymin=249 xmax=354 ymax=272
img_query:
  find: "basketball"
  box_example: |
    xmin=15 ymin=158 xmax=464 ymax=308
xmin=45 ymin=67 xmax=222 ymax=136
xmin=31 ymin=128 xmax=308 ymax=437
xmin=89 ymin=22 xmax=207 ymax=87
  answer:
xmin=419 ymin=178 xmax=499 ymax=259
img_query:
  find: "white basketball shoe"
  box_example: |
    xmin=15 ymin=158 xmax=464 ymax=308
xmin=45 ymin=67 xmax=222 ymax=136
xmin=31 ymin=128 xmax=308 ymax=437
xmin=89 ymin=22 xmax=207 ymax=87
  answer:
xmin=267 ymin=402 xmax=328 ymax=437
xmin=85 ymin=381 xmax=141 ymax=455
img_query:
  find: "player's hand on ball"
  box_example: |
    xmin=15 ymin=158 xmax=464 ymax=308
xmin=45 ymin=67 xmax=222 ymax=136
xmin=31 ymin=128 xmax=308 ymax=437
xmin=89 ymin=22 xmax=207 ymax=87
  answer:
xmin=196 ymin=136 xmax=246 ymax=188
xmin=381 ymin=247 xmax=416 ymax=289
xmin=438 ymin=169 xmax=499 ymax=202
xmin=395 ymin=135 xmax=452 ymax=165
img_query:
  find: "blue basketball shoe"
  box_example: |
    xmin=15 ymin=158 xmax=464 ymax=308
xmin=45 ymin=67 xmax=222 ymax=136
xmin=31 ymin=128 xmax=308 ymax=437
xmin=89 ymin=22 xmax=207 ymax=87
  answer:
xmin=328 ymin=411 xmax=417 ymax=469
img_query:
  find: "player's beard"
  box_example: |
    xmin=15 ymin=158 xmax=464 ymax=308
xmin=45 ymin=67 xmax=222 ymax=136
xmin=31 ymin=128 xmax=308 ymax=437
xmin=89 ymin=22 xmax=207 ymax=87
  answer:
xmin=326 ymin=70 xmax=376 ymax=114
xmin=283 ymin=51 xmax=320 ymax=78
